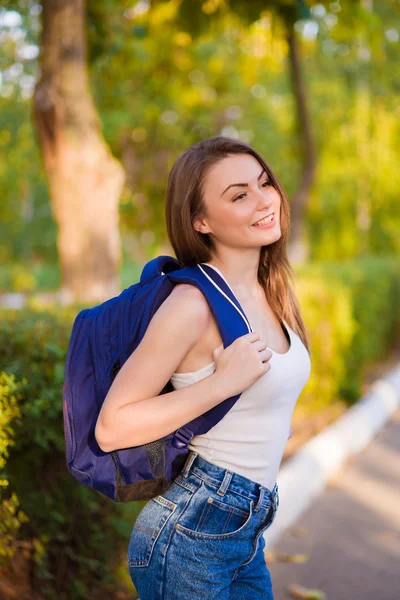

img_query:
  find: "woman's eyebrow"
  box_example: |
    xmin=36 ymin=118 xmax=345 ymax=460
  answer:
xmin=221 ymin=168 xmax=266 ymax=196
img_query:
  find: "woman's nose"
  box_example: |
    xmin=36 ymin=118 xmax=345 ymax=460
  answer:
xmin=255 ymin=188 xmax=273 ymax=208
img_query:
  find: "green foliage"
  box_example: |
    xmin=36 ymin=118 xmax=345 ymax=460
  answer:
xmin=0 ymin=306 xmax=140 ymax=599
xmin=294 ymin=255 xmax=400 ymax=414
xmin=0 ymin=372 xmax=29 ymax=562
xmin=0 ymin=3 xmax=55 ymax=267
xmin=0 ymin=492 xmax=29 ymax=562
xmin=309 ymin=255 xmax=400 ymax=401
xmin=2 ymin=1 xmax=400 ymax=271
xmin=294 ymin=272 xmax=357 ymax=414
xmin=0 ymin=372 xmax=23 ymax=474
xmin=305 ymin=0 xmax=400 ymax=259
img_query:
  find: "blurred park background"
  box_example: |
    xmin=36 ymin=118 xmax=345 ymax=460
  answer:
xmin=0 ymin=0 xmax=399 ymax=598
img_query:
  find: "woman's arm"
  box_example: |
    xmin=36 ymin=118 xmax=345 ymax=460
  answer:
xmin=94 ymin=284 xmax=227 ymax=452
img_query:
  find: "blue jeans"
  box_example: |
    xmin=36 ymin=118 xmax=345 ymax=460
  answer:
xmin=127 ymin=450 xmax=279 ymax=599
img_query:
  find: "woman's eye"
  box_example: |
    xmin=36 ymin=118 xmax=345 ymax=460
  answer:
xmin=233 ymin=180 xmax=271 ymax=201
xmin=233 ymin=193 xmax=246 ymax=202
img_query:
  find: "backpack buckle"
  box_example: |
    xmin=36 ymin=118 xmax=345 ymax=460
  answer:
xmin=172 ymin=427 xmax=194 ymax=449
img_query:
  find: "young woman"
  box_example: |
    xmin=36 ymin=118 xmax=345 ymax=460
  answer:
xmin=95 ymin=136 xmax=311 ymax=599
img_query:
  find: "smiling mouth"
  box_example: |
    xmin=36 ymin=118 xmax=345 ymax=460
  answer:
xmin=252 ymin=212 xmax=275 ymax=226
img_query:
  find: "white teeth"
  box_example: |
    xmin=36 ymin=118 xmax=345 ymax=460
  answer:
xmin=253 ymin=214 xmax=273 ymax=226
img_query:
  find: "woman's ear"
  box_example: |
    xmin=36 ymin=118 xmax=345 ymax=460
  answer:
xmin=193 ymin=216 xmax=211 ymax=235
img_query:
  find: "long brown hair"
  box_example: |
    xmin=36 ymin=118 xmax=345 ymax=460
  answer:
xmin=165 ymin=136 xmax=311 ymax=354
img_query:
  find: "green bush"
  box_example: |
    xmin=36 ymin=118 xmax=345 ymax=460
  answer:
xmin=294 ymin=255 xmax=400 ymax=413
xmin=0 ymin=373 xmax=29 ymax=563
xmin=0 ymin=306 xmax=140 ymax=600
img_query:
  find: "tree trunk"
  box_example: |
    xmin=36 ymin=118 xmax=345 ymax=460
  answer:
xmin=33 ymin=0 xmax=125 ymax=303
xmin=286 ymin=26 xmax=316 ymax=264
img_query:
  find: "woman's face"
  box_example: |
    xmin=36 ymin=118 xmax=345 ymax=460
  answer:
xmin=194 ymin=153 xmax=282 ymax=250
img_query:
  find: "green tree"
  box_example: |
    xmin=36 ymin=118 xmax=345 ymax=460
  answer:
xmin=2 ymin=0 xmax=126 ymax=303
xmin=33 ymin=0 xmax=125 ymax=302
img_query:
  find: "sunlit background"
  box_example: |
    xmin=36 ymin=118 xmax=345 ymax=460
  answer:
xmin=0 ymin=1 xmax=399 ymax=599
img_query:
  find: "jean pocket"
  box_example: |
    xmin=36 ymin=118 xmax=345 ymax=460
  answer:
xmin=175 ymin=491 xmax=254 ymax=541
xmin=128 ymin=495 xmax=177 ymax=568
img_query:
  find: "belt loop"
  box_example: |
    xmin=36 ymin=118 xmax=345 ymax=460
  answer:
xmin=254 ymin=487 xmax=265 ymax=513
xmin=217 ymin=470 xmax=232 ymax=497
xmin=181 ymin=451 xmax=198 ymax=478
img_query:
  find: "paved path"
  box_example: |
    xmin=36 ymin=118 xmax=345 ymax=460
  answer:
xmin=267 ymin=409 xmax=400 ymax=600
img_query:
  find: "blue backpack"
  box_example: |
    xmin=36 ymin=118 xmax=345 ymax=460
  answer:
xmin=62 ymin=256 xmax=253 ymax=502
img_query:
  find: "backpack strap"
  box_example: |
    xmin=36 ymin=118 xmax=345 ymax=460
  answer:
xmin=140 ymin=255 xmax=181 ymax=286
xmin=117 ymin=255 xmax=183 ymax=363
xmin=166 ymin=263 xmax=254 ymax=448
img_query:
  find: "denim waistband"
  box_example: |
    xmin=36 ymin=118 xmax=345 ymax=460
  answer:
xmin=178 ymin=450 xmax=279 ymax=513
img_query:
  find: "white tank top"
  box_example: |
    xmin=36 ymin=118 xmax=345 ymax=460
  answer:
xmin=170 ymin=265 xmax=311 ymax=491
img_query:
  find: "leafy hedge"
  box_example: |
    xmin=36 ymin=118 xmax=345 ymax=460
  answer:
xmin=0 ymin=255 xmax=399 ymax=598
xmin=0 ymin=373 xmax=29 ymax=562
xmin=294 ymin=255 xmax=400 ymax=414
xmin=0 ymin=305 xmax=142 ymax=600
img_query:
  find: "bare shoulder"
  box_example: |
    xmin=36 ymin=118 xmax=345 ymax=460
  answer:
xmin=97 ymin=282 xmax=214 ymax=422
xmin=165 ymin=283 xmax=222 ymax=372
xmin=164 ymin=283 xmax=212 ymax=330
